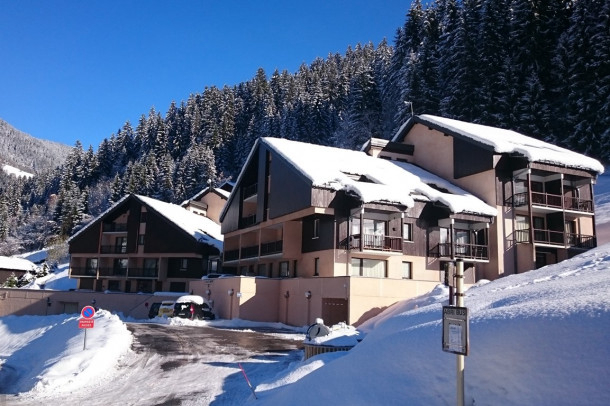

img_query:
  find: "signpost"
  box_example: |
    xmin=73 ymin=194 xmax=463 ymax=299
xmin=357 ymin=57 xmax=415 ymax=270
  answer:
xmin=79 ymin=305 xmax=96 ymax=350
xmin=442 ymin=260 xmax=468 ymax=406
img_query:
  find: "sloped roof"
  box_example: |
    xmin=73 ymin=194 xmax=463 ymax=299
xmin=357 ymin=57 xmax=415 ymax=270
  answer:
xmin=257 ymin=137 xmax=497 ymax=217
xmin=69 ymin=194 xmax=222 ymax=251
xmin=136 ymin=195 xmax=223 ymax=251
xmin=393 ymin=114 xmax=604 ymax=174
xmin=0 ymin=256 xmax=36 ymax=272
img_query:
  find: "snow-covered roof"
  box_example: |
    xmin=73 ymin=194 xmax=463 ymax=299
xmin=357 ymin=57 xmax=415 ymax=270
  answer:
xmin=0 ymin=256 xmax=36 ymax=272
xmin=69 ymin=194 xmax=222 ymax=251
xmin=181 ymin=185 xmax=232 ymax=207
xmin=394 ymin=114 xmax=605 ymax=174
xmin=262 ymin=137 xmax=497 ymax=217
xmin=136 ymin=195 xmax=223 ymax=251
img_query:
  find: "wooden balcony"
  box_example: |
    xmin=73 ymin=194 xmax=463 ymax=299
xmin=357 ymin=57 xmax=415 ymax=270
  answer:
xmin=100 ymin=245 xmax=128 ymax=254
xmin=344 ymin=234 xmax=403 ymax=252
xmin=98 ymin=267 xmax=127 ymax=277
xmin=70 ymin=267 xmax=97 ymax=277
xmin=102 ymin=223 xmax=128 ymax=232
xmin=515 ymin=229 xmax=596 ymax=248
xmin=127 ymin=268 xmax=159 ymax=278
xmin=507 ymin=192 xmax=593 ymax=213
xmin=429 ymin=243 xmax=489 ymax=260
xmin=260 ymin=240 xmax=283 ymax=256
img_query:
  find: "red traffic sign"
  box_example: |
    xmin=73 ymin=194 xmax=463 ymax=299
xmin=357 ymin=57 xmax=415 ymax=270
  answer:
xmin=81 ymin=305 xmax=96 ymax=319
xmin=79 ymin=319 xmax=95 ymax=329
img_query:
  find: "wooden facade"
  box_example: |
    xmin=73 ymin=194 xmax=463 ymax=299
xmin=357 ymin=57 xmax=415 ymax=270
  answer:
xmin=68 ymin=194 xmax=222 ymax=294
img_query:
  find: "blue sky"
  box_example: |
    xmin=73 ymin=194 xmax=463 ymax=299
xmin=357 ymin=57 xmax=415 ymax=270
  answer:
xmin=0 ymin=1 xmax=411 ymax=149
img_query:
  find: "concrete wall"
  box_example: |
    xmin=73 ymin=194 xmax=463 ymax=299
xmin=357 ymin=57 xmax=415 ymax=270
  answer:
xmin=0 ymin=288 xmax=180 ymax=319
xmin=2 ymin=276 xmax=441 ymax=328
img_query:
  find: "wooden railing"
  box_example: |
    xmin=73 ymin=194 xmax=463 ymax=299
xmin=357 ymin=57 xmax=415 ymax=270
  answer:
xmin=429 ymin=243 xmax=489 ymax=260
xmin=345 ymin=234 xmax=402 ymax=252
xmin=506 ymin=192 xmax=593 ymax=212
xmin=102 ymin=223 xmax=128 ymax=232
xmin=515 ymin=229 xmax=595 ymax=248
xmin=260 ymin=240 xmax=283 ymax=256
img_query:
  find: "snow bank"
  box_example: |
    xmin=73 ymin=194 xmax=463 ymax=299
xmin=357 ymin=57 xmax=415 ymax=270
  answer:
xmin=0 ymin=310 xmax=132 ymax=396
xmin=253 ymin=245 xmax=610 ymax=406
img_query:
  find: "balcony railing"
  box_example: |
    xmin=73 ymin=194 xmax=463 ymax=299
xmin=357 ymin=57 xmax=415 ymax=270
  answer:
xmin=127 ymin=268 xmax=159 ymax=278
xmin=345 ymin=234 xmax=403 ymax=252
xmin=260 ymin=240 xmax=283 ymax=256
xmin=515 ymin=229 xmax=596 ymax=248
xmin=429 ymin=243 xmax=489 ymax=260
xmin=100 ymin=245 xmax=128 ymax=254
xmin=102 ymin=223 xmax=128 ymax=232
xmin=224 ymin=249 xmax=240 ymax=262
xmin=70 ymin=267 xmax=97 ymax=277
xmin=507 ymin=192 xmax=593 ymax=213
xmin=98 ymin=267 xmax=127 ymax=277
xmin=240 ymin=245 xmax=260 ymax=259
xmin=564 ymin=197 xmax=593 ymax=212
xmin=239 ymin=214 xmax=257 ymax=228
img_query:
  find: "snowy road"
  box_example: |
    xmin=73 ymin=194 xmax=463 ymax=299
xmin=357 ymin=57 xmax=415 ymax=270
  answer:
xmin=6 ymin=323 xmax=304 ymax=406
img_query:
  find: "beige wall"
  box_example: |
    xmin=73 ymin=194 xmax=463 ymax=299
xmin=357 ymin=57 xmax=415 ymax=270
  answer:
xmin=2 ymin=275 xmax=441 ymax=328
xmin=192 ymin=276 xmax=439 ymax=327
xmin=405 ymin=124 xmax=454 ymax=180
xmin=0 ymin=288 xmax=179 ymax=319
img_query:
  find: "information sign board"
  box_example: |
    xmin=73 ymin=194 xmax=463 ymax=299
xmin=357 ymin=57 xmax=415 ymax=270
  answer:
xmin=442 ymin=306 xmax=469 ymax=356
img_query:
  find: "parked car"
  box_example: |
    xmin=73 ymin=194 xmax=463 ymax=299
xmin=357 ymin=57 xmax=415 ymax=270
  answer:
xmin=147 ymin=302 xmax=162 ymax=318
xmin=158 ymin=300 xmax=175 ymax=318
xmin=174 ymin=295 xmax=215 ymax=320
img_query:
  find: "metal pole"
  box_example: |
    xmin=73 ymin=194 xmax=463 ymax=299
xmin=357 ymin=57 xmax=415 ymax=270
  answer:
xmin=83 ymin=328 xmax=87 ymax=351
xmin=456 ymin=260 xmax=465 ymax=406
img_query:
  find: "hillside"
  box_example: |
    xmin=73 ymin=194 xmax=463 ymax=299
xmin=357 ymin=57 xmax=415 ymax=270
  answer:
xmin=0 ymin=118 xmax=72 ymax=174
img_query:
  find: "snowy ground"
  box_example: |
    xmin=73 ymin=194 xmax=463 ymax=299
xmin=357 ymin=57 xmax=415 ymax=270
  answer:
xmin=0 ymin=171 xmax=608 ymax=405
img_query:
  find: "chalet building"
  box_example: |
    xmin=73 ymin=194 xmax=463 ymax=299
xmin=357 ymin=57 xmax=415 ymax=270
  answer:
xmin=0 ymin=256 xmax=36 ymax=285
xmin=216 ymin=136 xmax=499 ymax=324
xmin=181 ymin=181 xmax=234 ymax=222
xmin=210 ymin=115 xmax=603 ymax=326
xmin=68 ymin=194 xmax=223 ymax=293
xmin=389 ymin=115 xmax=604 ymax=279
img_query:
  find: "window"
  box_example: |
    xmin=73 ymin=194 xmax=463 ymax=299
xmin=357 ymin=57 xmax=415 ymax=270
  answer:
xmin=86 ymin=258 xmax=98 ymax=271
xmin=280 ymin=261 xmax=290 ymax=277
xmin=115 ymin=237 xmax=127 ymax=253
xmin=209 ymin=259 xmax=218 ymax=272
xmin=85 ymin=258 xmax=98 ymax=276
xmin=313 ymin=218 xmax=320 ymax=239
xmin=144 ymin=258 xmax=158 ymax=270
xmin=257 ymin=263 xmax=267 ymax=277
xmin=403 ymin=223 xmax=413 ymax=241
xmin=402 ymin=261 xmax=412 ymax=279
xmin=113 ymin=259 xmax=128 ymax=276
xmin=515 ymin=215 xmax=530 ymax=242
xmin=140 ymin=211 xmax=148 ymax=223
xmin=179 ymin=259 xmax=188 ymax=271
xmin=138 ymin=234 xmax=145 ymax=245
xmin=351 ymin=258 xmax=386 ymax=278
xmin=455 ymin=229 xmax=470 ymax=255
xmin=314 ymin=257 xmax=319 ymax=276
